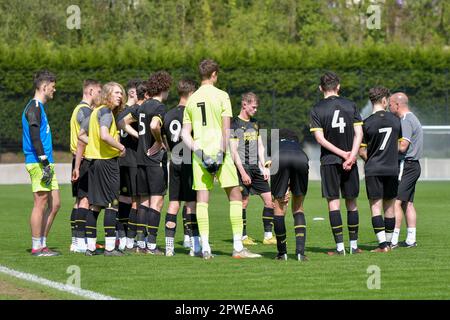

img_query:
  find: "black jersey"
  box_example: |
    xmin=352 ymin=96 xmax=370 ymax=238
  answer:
xmin=230 ymin=116 xmax=260 ymax=167
xmin=362 ymin=110 xmax=402 ymax=176
xmin=131 ymin=99 xmax=167 ymax=166
xmin=310 ymin=95 xmax=362 ymax=165
xmin=163 ymin=105 xmax=190 ymax=164
xmin=116 ymin=104 xmax=139 ymax=167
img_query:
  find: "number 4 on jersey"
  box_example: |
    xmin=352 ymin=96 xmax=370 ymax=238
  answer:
xmin=332 ymin=110 xmax=346 ymax=133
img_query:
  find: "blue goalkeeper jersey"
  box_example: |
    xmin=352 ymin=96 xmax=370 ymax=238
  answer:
xmin=22 ymin=99 xmax=54 ymax=164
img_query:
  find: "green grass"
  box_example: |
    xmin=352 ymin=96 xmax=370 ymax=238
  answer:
xmin=0 ymin=182 xmax=449 ymax=300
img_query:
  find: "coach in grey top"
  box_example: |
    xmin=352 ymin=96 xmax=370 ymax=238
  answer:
xmin=389 ymin=92 xmax=423 ymax=249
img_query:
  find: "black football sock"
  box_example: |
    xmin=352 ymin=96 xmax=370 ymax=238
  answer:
xmin=117 ymin=202 xmax=131 ymax=238
xmin=293 ymin=211 xmax=306 ymax=256
xmin=76 ymin=208 xmax=89 ymax=239
xmin=372 ymin=215 xmax=387 ymax=248
xmin=182 ymin=206 xmax=190 ymax=238
xmin=329 ymin=210 xmax=344 ymax=244
xmin=242 ymin=208 xmax=247 ymax=237
xmin=347 ymin=210 xmax=359 ymax=241
xmin=85 ymin=210 xmax=99 ymax=239
xmin=262 ymin=207 xmax=274 ymax=233
xmin=273 ymin=215 xmax=287 ymax=254
xmin=165 ymin=213 xmax=177 ymax=238
xmin=70 ymin=208 xmax=77 ymax=239
xmin=146 ymin=208 xmax=161 ymax=246
xmin=187 ymin=212 xmax=199 ymax=237
xmin=136 ymin=205 xmax=147 ymax=247
xmin=384 ymin=217 xmax=395 ymax=243
xmin=127 ymin=208 xmax=138 ymax=239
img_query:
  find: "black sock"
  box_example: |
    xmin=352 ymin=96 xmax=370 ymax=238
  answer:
xmin=187 ymin=212 xmax=199 ymax=237
xmin=372 ymin=215 xmax=387 ymax=248
xmin=384 ymin=217 xmax=395 ymax=241
xmin=165 ymin=213 xmax=177 ymax=238
xmin=76 ymin=208 xmax=89 ymax=238
xmin=329 ymin=210 xmax=344 ymax=244
xmin=136 ymin=205 xmax=147 ymax=242
xmin=85 ymin=210 xmax=99 ymax=239
xmin=293 ymin=211 xmax=306 ymax=255
xmin=146 ymin=208 xmax=161 ymax=245
xmin=117 ymin=202 xmax=131 ymax=238
xmin=104 ymin=208 xmax=117 ymax=238
xmin=127 ymin=208 xmax=138 ymax=239
xmin=273 ymin=215 xmax=287 ymax=254
xmin=262 ymin=207 xmax=274 ymax=233
xmin=242 ymin=208 xmax=247 ymax=237
xmin=182 ymin=206 xmax=190 ymax=237
xmin=70 ymin=208 xmax=77 ymax=238
xmin=347 ymin=210 xmax=359 ymax=241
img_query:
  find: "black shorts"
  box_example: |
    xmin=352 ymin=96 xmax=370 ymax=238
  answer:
xmin=271 ymin=150 xmax=309 ymax=198
xmin=397 ymin=160 xmax=421 ymax=202
xmin=71 ymin=156 xmax=89 ymax=199
xmin=365 ymin=176 xmax=398 ymax=200
xmin=169 ymin=161 xmax=196 ymax=202
xmin=238 ymin=166 xmax=271 ymax=197
xmin=137 ymin=164 xmax=168 ymax=196
xmin=88 ymin=158 xmax=120 ymax=207
xmin=120 ymin=166 xmax=138 ymax=197
xmin=320 ymin=164 xmax=359 ymax=200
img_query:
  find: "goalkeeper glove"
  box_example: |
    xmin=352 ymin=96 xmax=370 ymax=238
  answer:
xmin=39 ymin=155 xmax=53 ymax=186
xmin=195 ymin=149 xmax=222 ymax=174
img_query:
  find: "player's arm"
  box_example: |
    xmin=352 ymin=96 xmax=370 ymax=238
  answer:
xmin=181 ymin=122 xmax=197 ymax=151
xmin=117 ymin=113 xmax=138 ymax=139
xmin=257 ymin=135 xmax=270 ymax=180
xmin=98 ymin=110 xmax=125 ymax=156
xmin=72 ymin=139 xmax=86 ymax=181
xmin=147 ymin=116 xmax=164 ymax=156
xmin=26 ymin=101 xmax=53 ymax=185
xmin=359 ymin=145 xmax=368 ymax=161
xmin=230 ymin=139 xmax=251 ymax=185
xmin=346 ymin=124 xmax=363 ymax=165
xmin=312 ymin=130 xmax=350 ymax=159
xmin=399 ymin=138 xmax=410 ymax=153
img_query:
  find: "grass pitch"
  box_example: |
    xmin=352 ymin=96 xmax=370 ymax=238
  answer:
xmin=0 ymin=181 xmax=449 ymax=300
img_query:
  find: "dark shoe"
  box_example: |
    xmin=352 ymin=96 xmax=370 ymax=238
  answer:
xmin=400 ymin=241 xmax=417 ymax=248
xmin=390 ymin=243 xmax=399 ymax=250
xmin=104 ymin=249 xmax=124 ymax=256
xmin=274 ymin=253 xmax=288 ymax=261
xmin=85 ymin=249 xmax=98 ymax=256
xmin=41 ymin=247 xmax=61 ymax=256
xmin=350 ymin=247 xmax=363 ymax=254
xmin=327 ymin=249 xmax=345 ymax=256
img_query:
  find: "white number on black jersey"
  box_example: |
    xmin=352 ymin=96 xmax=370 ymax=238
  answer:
xmin=169 ymin=119 xmax=182 ymax=143
xmin=139 ymin=113 xmax=146 ymax=135
xmin=378 ymin=127 xmax=392 ymax=150
xmin=332 ymin=110 xmax=346 ymax=133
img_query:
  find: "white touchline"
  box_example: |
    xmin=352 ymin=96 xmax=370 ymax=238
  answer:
xmin=0 ymin=265 xmax=119 ymax=300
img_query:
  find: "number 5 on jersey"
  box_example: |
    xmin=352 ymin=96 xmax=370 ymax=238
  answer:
xmin=332 ymin=110 xmax=346 ymax=133
xmin=139 ymin=113 xmax=146 ymax=135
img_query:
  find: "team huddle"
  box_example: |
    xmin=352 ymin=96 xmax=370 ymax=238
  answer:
xmin=22 ymin=61 xmax=423 ymax=260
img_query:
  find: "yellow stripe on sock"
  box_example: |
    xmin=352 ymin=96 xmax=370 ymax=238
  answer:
xmin=294 ymin=225 xmax=306 ymax=228
xmin=332 ymin=225 xmax=343 ymax=229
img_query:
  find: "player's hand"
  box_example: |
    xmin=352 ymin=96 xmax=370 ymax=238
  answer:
xmin=342 ymin=151 xmax=351 ymax=160
xmin=241 ymin=171 xmax=252 ymax=186
xmin=119 ymin=145 xmax=126 ymax=157
xmin=41 ymin=164 xmax=53 ymax=186
xmin=343 ymin=155 xmax=356 ymax=171
xmin=147 ymin=141 xmax=163 ymax=157
xmin=195 ymin=149 xmax=220 ymax=174
xmin=262 ymin=167 xmax=270 ymax=181
xmin=72 ymin=168 xmax=79 ymax=182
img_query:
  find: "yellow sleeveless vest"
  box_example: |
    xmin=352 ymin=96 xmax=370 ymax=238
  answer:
xmin=85 ymin=106 xmax=120 ymax=159
xmin=69 ymin=102 xmax=90 ymax=154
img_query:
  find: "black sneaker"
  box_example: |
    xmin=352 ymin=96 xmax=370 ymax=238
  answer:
xmin=104 ymin=249 xmax=125 ymax=256
xmin=274 ymin=253 xmax=288 ymax=260
xmin=85 ymin=249 xmax=98 ymax=256
xmin=400 ymin=241 xmax=417 ymax=248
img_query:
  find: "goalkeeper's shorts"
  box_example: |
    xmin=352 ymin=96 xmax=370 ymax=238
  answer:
xmin=192 ymin=153 xmax=239 ymax=191
xmin=26 ymin=163 xmax=59 ymax=193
